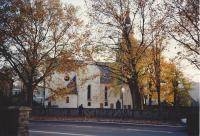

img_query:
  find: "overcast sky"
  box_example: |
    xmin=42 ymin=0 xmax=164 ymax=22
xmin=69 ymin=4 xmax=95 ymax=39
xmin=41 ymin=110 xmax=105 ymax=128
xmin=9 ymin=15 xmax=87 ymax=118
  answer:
xmin=63 ymin=0 xmax=200 ymax=82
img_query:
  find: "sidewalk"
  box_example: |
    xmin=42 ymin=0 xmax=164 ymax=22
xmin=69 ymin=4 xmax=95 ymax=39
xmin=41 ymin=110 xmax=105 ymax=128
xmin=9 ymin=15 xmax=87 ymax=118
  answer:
xmin=30 ymin=116 xmax=184 ymax=127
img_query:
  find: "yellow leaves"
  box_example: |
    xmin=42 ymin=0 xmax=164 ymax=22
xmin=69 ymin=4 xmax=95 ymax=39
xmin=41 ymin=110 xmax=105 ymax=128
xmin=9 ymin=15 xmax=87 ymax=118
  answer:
xmin=48 ymin=87 xmax=71 ymax=101
xmin=79 ymin=74 xmax=100 ymax=87
xmin=107 ymin=78 xmax=122 ymax=95
xmin=33 ymin=4 xmax=46 ymax=22
xmin=120 ymin=33 xmax=138 ymax=57
xmin=63 ymin=4 xmax=82 ymax=26
xmin=165 ymin=94 xmax=173 ymax=103
xmin=117 ymin=34 xmax=138 ymax=63
xmin=56 ymin=58 xmax=82 ymax=73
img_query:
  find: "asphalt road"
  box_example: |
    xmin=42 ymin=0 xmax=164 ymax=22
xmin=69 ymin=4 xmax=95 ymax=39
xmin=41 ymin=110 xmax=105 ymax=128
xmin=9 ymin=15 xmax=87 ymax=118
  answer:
xmin=29 ymin=121 xmax=188 ymax=136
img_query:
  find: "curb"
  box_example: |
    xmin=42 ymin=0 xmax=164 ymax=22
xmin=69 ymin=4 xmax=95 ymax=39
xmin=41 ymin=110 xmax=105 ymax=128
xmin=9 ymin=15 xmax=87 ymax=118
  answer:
xmin=30 ymin=119 xmax=185 ymax=128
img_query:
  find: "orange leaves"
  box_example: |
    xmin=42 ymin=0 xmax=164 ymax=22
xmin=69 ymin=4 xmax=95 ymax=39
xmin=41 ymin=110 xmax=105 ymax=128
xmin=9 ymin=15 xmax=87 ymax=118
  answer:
xmin=48 ymin=87 xmax=71 ymax=101
xmin=56 ymin=58 xmax=82 ymax=73
xmin=79 ymin=73 xmax=100 ymax=87
xmin=0 ymin=0 xmax=85 ymax=93
xmin=33 ymin=1 xmax=47 ymax=22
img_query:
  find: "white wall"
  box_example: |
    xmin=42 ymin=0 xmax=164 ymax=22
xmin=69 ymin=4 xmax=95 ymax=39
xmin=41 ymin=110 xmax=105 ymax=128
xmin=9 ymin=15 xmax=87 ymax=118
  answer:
xmin=77 ymin=64 xmax=101 ymax=108
xmin=99 ymin=84 xmax=133 ymax=109
xmin=46 ymin=72 xmax=76 ymax=91
xmin=52 ymin=95 xmax=78 ymax=108
xmin=44 ymin=64 xmax=133 ymax=109
xmin=122 ymin=85 xmax=133 ymax=109
xmin=44 ymin=71 xmax=77 ymax=108
xmin=99 ymin=84 xmax=120 ymax=109
xmin=189 ymin=82 xmax=199 ymax=106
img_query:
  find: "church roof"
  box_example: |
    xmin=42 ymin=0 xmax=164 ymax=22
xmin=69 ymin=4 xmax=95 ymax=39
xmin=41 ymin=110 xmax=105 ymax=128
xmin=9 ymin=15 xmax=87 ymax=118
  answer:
xmin=95 ymin=62 xmax=112 ymax=84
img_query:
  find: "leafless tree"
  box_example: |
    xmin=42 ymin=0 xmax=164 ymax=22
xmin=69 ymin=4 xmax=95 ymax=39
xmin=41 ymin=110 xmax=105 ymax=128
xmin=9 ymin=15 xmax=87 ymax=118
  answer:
xmin=164 ymin=0 xmax=200 ymax=69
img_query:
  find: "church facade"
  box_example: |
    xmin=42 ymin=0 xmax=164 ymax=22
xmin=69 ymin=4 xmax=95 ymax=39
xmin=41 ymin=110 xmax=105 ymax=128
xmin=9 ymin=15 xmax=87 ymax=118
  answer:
xmin=44 ymin=64 xmax=133 ymax=109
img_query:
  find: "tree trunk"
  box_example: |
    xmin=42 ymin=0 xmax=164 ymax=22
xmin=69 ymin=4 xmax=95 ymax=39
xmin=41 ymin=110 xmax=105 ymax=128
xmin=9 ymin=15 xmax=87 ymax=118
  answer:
xmin=157 ymin=90 xmax=160 ymax=106
xmin=128 ymin=82 xmax=136 ymax=109
xmin=156 ymin=81 xmax=161 ymax=107
xmin=43 ymin=77 xmax=46 ymax=107
xmin=149 ymin=95 xmax=152 ymax=106
xmin=25 ymin=83 xmax=34 ymax=107
xmin=128 ymin=75 xmax=142 ymax=109
xmin=173 ymin=80 xmax=178 ymax=107
xmin=174 ymin=88 xmax=177 ymax=107
xmin=135 ymin=84 xmax=142 ymax=109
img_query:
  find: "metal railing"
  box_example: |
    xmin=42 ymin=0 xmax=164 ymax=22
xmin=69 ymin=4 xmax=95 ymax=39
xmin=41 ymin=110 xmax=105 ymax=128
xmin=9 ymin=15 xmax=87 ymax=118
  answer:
xmin=31 ymin=106 xmax=199 ymax=121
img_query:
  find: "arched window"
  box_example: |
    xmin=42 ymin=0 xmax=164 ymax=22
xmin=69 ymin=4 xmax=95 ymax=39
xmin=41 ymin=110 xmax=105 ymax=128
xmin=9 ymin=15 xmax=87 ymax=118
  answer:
xmin=105 ymin=86 xmax=108 ymax=101
xmin=66 ymin=96 xmax=69 ymax=103
xmin=87 ymin=85 xmax=91 ymax=100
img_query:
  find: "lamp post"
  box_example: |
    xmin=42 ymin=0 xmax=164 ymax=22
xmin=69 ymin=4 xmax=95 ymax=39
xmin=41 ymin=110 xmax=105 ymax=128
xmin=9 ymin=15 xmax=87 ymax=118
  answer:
xmin=160 ymin=80 xmax=166 ymax=105
xmin=43 ymin=77 xmax=46 ymax=107
xmin=121 ymin=87 xmax=125 ymax=109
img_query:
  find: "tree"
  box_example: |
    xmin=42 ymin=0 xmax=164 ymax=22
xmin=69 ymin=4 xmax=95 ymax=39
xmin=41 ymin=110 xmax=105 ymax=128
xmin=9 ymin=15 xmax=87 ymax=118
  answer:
xmin=147 ymin=8 xmax=167 ymax=106
xmin=164 ymin=0 xmax=200 ymax=69
xmin=0 ymin=67 xmax=14 ymax=97
xmin=86 ymin=0 xmax=166 ymax=109
xmin=161 ymin=60 xmax=192 ymax=106
xmin=170 ymin=63 xmax=192 ymax=107
xmin=0 ymin=66 xmax=14 ymax=107
xmin=0 ymin=0 xmax=86 ymax=106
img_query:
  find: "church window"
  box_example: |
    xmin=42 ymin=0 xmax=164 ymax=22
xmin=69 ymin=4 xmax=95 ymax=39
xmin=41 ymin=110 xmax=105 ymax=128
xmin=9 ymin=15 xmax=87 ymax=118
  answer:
xmin=104 ymin=101 xmax=108 ymax=106
xmin=105 ymin=86 xmax=108 ymax=101
xmin=87 ymin=85 xmax=91 ymax=100
xmin=66 ymin=96 xmax=69 ymax=103
xmin=88 ymin=101 xmax=91 ymax=106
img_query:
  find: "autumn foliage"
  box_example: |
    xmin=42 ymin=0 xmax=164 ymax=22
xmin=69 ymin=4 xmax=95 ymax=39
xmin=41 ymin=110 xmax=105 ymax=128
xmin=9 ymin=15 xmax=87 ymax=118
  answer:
xmin=0 ymin=0 xmax=89 ymax=106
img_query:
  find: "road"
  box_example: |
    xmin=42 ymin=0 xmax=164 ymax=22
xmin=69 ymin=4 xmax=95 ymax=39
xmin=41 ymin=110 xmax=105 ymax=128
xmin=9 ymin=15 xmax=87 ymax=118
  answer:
xmin=29 ymin=121 xmax=188 ymax=136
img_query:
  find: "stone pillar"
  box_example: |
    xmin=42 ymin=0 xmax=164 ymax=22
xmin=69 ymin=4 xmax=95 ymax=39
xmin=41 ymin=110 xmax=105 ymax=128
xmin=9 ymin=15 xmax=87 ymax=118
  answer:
xmin=8 ymin=106 xmax=32 ymax=136
xmin=18 ymin=107 xmax=32 ymax=136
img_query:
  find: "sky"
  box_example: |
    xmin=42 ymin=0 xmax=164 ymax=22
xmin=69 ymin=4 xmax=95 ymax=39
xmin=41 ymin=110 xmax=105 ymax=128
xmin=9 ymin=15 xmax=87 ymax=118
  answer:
xmin=63 ymin=0 xmax=200 ymax=83
xmin=162 ymin=40 xmax=200 ymax=82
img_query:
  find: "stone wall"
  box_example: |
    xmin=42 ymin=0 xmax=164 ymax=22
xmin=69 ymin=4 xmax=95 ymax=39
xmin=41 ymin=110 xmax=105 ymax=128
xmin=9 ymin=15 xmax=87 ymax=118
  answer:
xmin=0 ymin=106 xmax=31 ymax=136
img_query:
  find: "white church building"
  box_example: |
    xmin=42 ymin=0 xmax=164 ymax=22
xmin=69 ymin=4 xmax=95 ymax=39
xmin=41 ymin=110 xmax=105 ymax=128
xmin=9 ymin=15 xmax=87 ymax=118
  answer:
xmin=43 ymin=64 xmax=133 ymax=109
